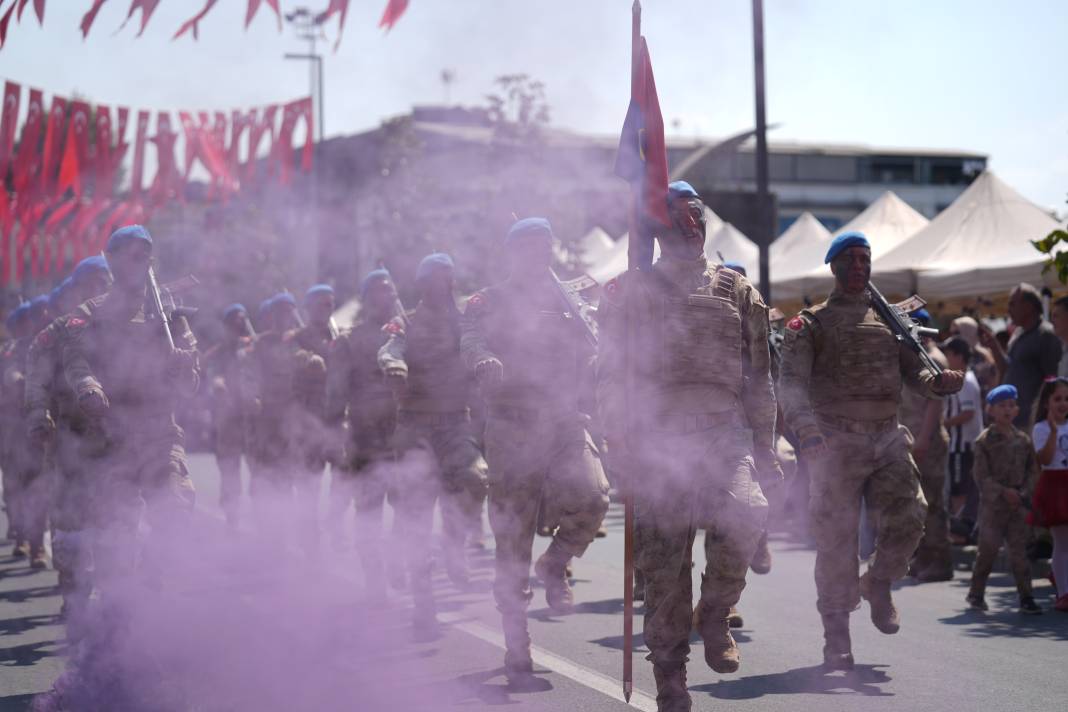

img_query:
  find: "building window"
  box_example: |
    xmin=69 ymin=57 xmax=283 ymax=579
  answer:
xmin=869 ymin=157 xmax=915 ymax=184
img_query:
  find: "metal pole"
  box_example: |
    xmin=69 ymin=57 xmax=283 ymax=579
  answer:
xmin=752 ymin=0 xmax=771 ymax=301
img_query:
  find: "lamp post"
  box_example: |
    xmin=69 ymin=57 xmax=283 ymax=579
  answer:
xmin=752 ymin=0 xmax=772 ymax=301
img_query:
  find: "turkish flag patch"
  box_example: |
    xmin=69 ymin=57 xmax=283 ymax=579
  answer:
xmin=34 ymin=330 xmax=53 ymax=348
xmin=383 ymin=321 xmax=404 ymax=335
xmin=605 ymin=278 xmax=618 ymax=295
xmin=465 ymin=293 xmax=485 ymax=312
xmin=66 ymin=317 xmax=86 ymax=329
xmin=786 ymin=316 xmax=803 ymax=331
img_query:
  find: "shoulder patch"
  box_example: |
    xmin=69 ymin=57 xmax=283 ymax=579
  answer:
xmin=464 ymin=292 xmax=486 ymax=314
xmin=32 ymin=328 xmax=53 ymax=349
xmin=383 ymin=320 xmax=404 ymax=335
xmin=66 ymin=317 xmax=87 ymax=330
xmin=786 ymin=316 xmax=804 ymax=331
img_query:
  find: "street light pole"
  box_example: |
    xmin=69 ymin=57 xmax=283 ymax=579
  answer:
xmin=751 ymin=0 xmax=772 ymax=301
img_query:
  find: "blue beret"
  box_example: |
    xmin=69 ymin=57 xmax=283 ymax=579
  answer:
xmin=49 ymin=278 xmax=72 ymax=308
xmin=416 ymin=253 xmax=455 ymax=282
xmin=824 ymin=231 xmax=871 ymax=264
xmin=5 ymin=302 xmax=29 ymax=331
xmin=29 ymin=295 xmax=49 ymax=310
xmin=360 ymin=268 xmax=393 ymax=299
xmin=106 ymin=224 xmax=153 ymax=253
xmin=71 ymin=256 xmax=111 ymax=284
xmin=305 ymin=284 xmax=335 ymax=302
xmin=986 ymin=384 xmax=1018 ymax=405
xmin=911 ymin=308 xmax=931 ymax=324
xmin=223 ymin=303 xmax=247 ymax=320
xmin=667 ymin=181 xmax=699 ymax=201
xmin=505 ymin=217 xmax=553 ymax=246
xmin=270 ymin=292 xmax=297 ymax=310
xmin=723 ymin=261 xmax=747 ymax=276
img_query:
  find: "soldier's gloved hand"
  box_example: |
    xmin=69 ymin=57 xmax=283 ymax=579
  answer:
xmin=166 ymin=348 xmax=197 ymax=379
xmin=932 ymin=369 xmax=964 ymax=395
xmin=1002 ymin=488 xmax=1022 ymax=510
xmin=28 ymin=413 xmax=56 ymax=447
xmin=475 ymin=357 xmax=504 ymax=389
xmin=754 ymin=450 xmax=785 ymax=489
xmin=384 ymin=369 xmax=407 ymax=396
xmin=78 ymin=387 xmax=110 ymax=418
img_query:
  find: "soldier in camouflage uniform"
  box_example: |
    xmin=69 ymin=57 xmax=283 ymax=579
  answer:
xmin=202 ymin=303 xmax=255 ymax=528
xmin=461 ymin=218 xmax=609 ymax=686
xmin=1 ymin=303 xmax=34 ymax=558
xmin=379 ymin=253 xmax=489 ymax=634
xmin=597 ymin=182 xmax=778 ymax=711
xmin=327 ymin=269 xmax=404 ymax=599
xmin=242 ymin=292 xmax=325 ymax=551
xmin=25 ymin=257 xmax=113 ymax=616
xmin=898 ymin=319 xmax=953 ymax=582
xmin=778 ymin=232 xmax=963 ymax=671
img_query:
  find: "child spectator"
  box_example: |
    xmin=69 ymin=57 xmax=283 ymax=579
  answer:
xmin=967 ymin=385 xmax=1041 ymax=614
xmin=942 ymin=336 xmax=983 ymax=537
xmin=1031 ymin=377 xmax=1068 ymax=613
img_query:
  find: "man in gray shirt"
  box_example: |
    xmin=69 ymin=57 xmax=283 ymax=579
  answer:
xmin=1004 ymin=283 xmax=1061 ymax=426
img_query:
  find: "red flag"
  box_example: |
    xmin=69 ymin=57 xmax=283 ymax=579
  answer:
xmin=246 ymin=105 xmax=277 ymax=182
xmin=0 ymin=81 xmax=20 ymax=175
xmin=148 ymin=112 xmax=182 ymax=204
xmin=57 ymin=100 xmax=91 ymax=196
xmin=296 ymin=98 xmax=314 ymax=172
xmin=316 ymin=0 xmax=351 ymax=50
xmin=273 ymin=98 xmax=313 ymax=184
xmin=37 ymin=95 xmax=67 ymax=204
xmin=245 ymin=0 xmax=280 ymax=30
xmin=80 ymin=0 xmax=110 ymax=39
xmin=120 ymin=0 xmax=160 ymax=37
xmin=228 ymin=109 xmax=250 ymax=175
xmin=614 ymin=37 xmax=669 ymax=228
xmin=173 ymin=0 xmax=219 ymax=41
xmin=378 ymin=0 xmax=408 ymax=32
xmin=130 ymin=109 xmax=149 ymax=197
xmin=0 ymin=2 xmax=18 ymax=49
xmin=11 ymin=88 xmax=44 ymax=196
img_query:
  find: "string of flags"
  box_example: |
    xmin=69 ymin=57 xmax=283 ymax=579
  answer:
xmin=0 ymin=79 xmax=314 ymax=286
xmin=0 ymin=0 xmax=410 ymax=50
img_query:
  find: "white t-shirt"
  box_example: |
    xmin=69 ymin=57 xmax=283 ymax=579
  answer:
xmin=1032 ymin=420 xmax=1068 ymax=470
xmin=944 ymin=370 xmax=983 ymax=451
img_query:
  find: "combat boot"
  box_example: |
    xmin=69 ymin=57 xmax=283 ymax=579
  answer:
xmin=501 ymin=613 xmax=534 ymax=687
xmin=634 ymin=569 xmax=646 ymax=603
xmin=693 ymin=602 xmax=740 ymax=673
xmin=749 ymin=530 xmax=772 ymax=575
xmin=652 ymin=663 xmax=691 ymax=712
xmin=534 ymin=541 xmax=574 ymax=614
xmin=726 ymin=606 xmax=744 ymax=629
xmin=914 ymin=562 xmax=953 ymax=583
xmin=820 ymin=613 xmax=854 ymax=670
xmin=29 ymin=545 xmax=48 ymax=570
xmin=12 ymin=540 xmax=29 ymax=558
xmin=859 ymin=571 xmax=900 ymax=634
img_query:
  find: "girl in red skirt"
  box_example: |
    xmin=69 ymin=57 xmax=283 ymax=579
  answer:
xmin=1031 ymin=377 xmax=1068 ymax=612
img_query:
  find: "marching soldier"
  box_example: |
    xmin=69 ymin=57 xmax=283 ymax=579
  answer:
xmin=460 ymin=218 xmax=609 ymax=686
xmin=597 ymin=182 xmax=777 ymax=710
xmin=379 ymin=253 xmax=489 ymax=635
xmin=778 ymin=232 xmax=963 ymax=670
xmin=1 ymin=303 xmax=36 ymax=560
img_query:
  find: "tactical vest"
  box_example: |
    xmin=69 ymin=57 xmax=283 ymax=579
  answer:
xmin=403 ymin=307 xmax=469 ymax=412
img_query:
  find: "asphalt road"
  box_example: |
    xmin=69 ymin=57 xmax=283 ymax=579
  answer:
xmin=2 ymin=453 xmax=1067 ymax=711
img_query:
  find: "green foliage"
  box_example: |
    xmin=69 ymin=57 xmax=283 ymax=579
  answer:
xmin=1033 ymin=229 xmax=1068 ymax=284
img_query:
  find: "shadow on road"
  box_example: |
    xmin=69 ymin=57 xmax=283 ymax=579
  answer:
xmin=692 ymin=663 xmax=894 ymax=699
xmin=0 ymin=693 xmax=38 ymax=711
xmin=0 ymin=586 xmax=58 ymax=604
xmin=0 ymin=639 xmax=64 ymax=667
xmin=0 ymin=614 xmax=60 ymax=637
xmin=428 ymin=666 xmax=554 ymax=706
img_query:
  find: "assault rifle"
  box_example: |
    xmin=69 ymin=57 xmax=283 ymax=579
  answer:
xmin=550 ymin=269 xmax=599 ymax=348
xmin=868 ymin=282 xmax=943 ymax=376
xmin=146 ymin=266 xmax=175 ymax=353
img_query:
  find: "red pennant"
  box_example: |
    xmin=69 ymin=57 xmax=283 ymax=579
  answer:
xmin=173 ymin=0 xmax=219 ymax=41
xmin=316 ymin=0 xmax=351 ymax=50
xmin=0 ymin=2 xmax=18 ymax=49
xmin=274 ymin=99 xmax=313 ymax=184
xmin=245 ymin=105 xmax=277 ymax=182
xmin=11 ymin=88 xmax=43 ymax=196
xmin=57 ymin=100 xmax=91 ymax=197
xmin=148 ymin=112 xmax=182 ymax=204
xmin=120 ymin=0 xmax=159 ymax=36
xmin=378 ymin=0 xmax=408 ymax=32
xmin=0 ymin=190 xmax=10 ymax=286
xmin=130 ymin=109 xmax=149 ymax=197
xmin=80 ymin=0 xmax=110 ymax=39
xmin=245 ymin=0 xmax=281 ymax=30
xmin=228 ymin=109 xmax=250 ymax=175
xmin=0 ymin=81 xmax=20 ymax=174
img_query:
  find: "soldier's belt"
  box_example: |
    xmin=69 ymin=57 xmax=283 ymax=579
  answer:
xmin=650 ymin=411 xmax=737 ymax=434
xmin=398 ymin=410 xmax=469 ymax=428
xmin=817 ymin=413 xmax=897 ymax=435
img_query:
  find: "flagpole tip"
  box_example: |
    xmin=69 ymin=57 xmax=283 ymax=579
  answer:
xmin=623 ymin=682 xmax=633 ymax=702
xmin=632 ymin=0 xmax=641 ymax=11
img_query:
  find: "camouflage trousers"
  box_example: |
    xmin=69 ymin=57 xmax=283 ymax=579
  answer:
xmin=632 ymin=417 xmax=768 ymax=668
xmin=913 ymin=436 xmax=951 ymax=573
xmin=212 ymin=408 xmax=248 ymax=518
xmin=809 ymin=421 xmax=926 ymax=615
xmin=51 ymin=425 xmax=101 ymax=602
xmin=970 ymin=501 xmax=1032 ymax=597
xmin=2 ymin=434 xmax=50 ymax=550
xmin=483 ymin=408 xmax=609 ymax=615
xmin=391 ymin=411 xmax=488 ymax=601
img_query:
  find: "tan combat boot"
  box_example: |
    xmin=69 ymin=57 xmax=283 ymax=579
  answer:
xmin=502 ymin=613 xmax=534 ymax=687
xmin=29 ymin=545 xmax=48 ymax=570
xmin=859 ymin=571 xmax=900 ymax=634
xmin=693 ymin=602 xmax=741 ymax=673
xmin=749 ymin=530 xmax=772 ymax=575
xmin=820 ymin=613 xmax=854 ymax=670
xmin=726 ymin=606 xmax=744 ymax=629
xmin=652 ymin=663 xmax=691 ymax=712
xmin=534 ymin=541 xmax=574 ymax=614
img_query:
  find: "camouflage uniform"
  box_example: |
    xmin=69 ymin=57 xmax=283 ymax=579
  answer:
xmin=326 ymin=315 xmax=398 ymax=593
xmin=460 ymin=279 xmax=609 ymax=665
xmin=1 ymin=336 xmax=48 ymax=557
xmin=379 ymin=302 xmax=489 ymax=607
xmin=59 ymin=292 xmax=199 ymax=584
xmin=597 ymin=258 xmax=772 ymax=674
xmin=968 ymin=425 xmax=1038 ymax=598
xmin=202 ymin=335 xmax=255 ymax=522
xmin=779 ymin=288 xmax=938 ymax=622
xmin=899 ymin=363 xmax=952 ymax=577
xmin=289 ymin=323 xmax=337 ymax=472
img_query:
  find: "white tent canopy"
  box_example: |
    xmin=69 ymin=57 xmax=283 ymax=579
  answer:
xmin=770 ymin=212 xmax=832 ymax=281
xmin=705 ymin=223 xmax=760 ymax=278
xmin=771 ymin=191 xmax=929 ymax=301
xmin=873 ymin=171 xmax=1062 ymax=298
xmin=575 ymin=227 xmax=615 ymax=267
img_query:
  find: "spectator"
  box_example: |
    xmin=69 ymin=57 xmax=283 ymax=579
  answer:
xmin=1004 ymin=283 xmax=1062 ymax=427
xmin=1032 ymin=377 xmax=1068 ymax=613
xmin=1050 ymin=295 xmax=1068 ymax=377
xmin=949 ymin=316 xmax=998 ymax=393
xmin=941 ymin=336 xmax=983 ymax=540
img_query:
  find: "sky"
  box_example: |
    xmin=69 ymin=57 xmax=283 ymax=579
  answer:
xmin=0 ymin=0 xmax=1065 ymax=215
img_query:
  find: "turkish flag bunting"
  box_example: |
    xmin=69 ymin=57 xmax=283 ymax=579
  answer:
xmin=11 ymin=88 xmax=44 ymax=197
xmin=80 ymin=0 xmax=110 ymax=38
xmin=273 ymin=98 xmax=313 ymax=184
xmin=17 ymin=0 xmax=46 ymax=25
xmin=246 ymin=105 xmax=277 ymax=182
xmin=174 ymin=0 xmax=220 ymax=41
xmin=57 ymin=100 xmax=91 ymax=197
xmin=33 ymin=95 xmax=67 ymax=211
xmin=378 ymin=0 xmax=408 ymax=32
xmin=130 ymin=109 xmax=149 ymax=197
xmin=228 ymin=109 xmax=251 ymax=182
xmin=0 ymin=81 xmax=20 ymax=175
xmin=120 ymin=0 xmax=160 ymax=36
xmin=148 ymin=112 xmax=182 ymax=204
xmin=245 ymin=0 xmax=281 ymax=30
xmin=0 ymin=3 xmax=17 ymax=49
xmin=316 ymin=0 xmax=351 ymax=50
